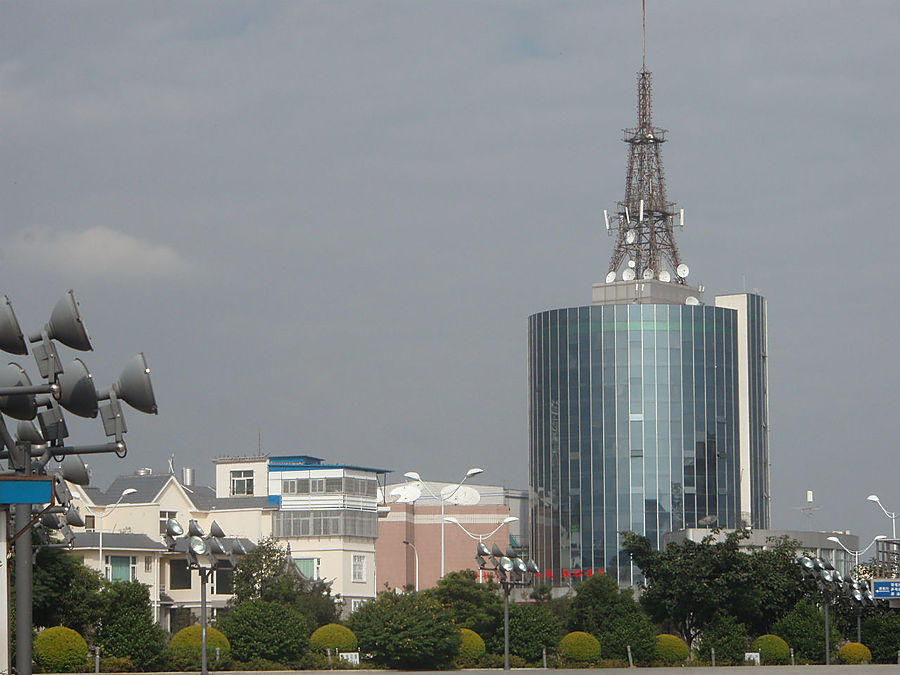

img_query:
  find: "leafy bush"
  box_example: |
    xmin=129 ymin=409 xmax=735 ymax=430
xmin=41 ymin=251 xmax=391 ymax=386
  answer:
xmin=219 ymin=599 xmax=310 ymax=662
xmin=33 ymin=626 xmax=88 ymax=673
xmin=597 ymin=608 xmax=657 ymax=664
xmin=654 ymin=633 xmax=689 ymax=665
xmin=458 ymin=628 xmax=486 ymax=664
xmin=487 ymin=603 xmax=561 ymax=662
xmin=697 ymin=614 xmax=747 ymax=665
xmin=772 ymin=598 xmax=834 ymax=663
xmin=753 ymin=634 xmax=790 ymax=665
xmin=558 ymin=631 xmax=601 ymax=662
xmin=861 ymin=610 xmax=900 ymax=663
xmin=838 ymin=642 xmax=872 ymax=664
xmin=166 ymin=625 xmax=231 ymax=670
xmin=309 ymin=623 xmax=358 ymax=654
xmin=97 ymin=581 xmax=167 ymax=671
xmin=98 ymin=656 xmax=135 ymax=672
xmin=347 ymin=591 xmax=460 ymax=669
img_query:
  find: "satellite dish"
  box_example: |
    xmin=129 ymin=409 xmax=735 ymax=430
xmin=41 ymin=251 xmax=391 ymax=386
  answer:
xmin=659 ymin=270 xmax=671 ymax=283
xmin=622 ymin=269 xmax=636 ymax=281
xmin=0 ymin=296 xmax=27 ymax=355
xmin=627 ymin=259 xmax=636 ymax=268
xmin=625 ymin=230 xmax=636 ymax=244
xmin=676 ymin=263 xmax=690 ymax=279
xmin=605 ymin=271 xmax=616 ymax=284
xmin=441 ymin=484 xmax=481 ymax=506
xmin=58 ymin=358 xmax=99 ymax=418
xmin=0 ymin=363 xmax=37 ymax=420
xmin=642 ymin=269 xmax=654 ymax=280
xmin=685 ymin=296 xmax=700 ymax=306
xmin=389 ymin=484 xmax=422 ymax=504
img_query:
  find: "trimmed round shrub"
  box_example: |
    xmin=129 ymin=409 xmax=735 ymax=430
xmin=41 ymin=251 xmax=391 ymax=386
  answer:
xmin=167 ymin=625 xmax=231 ymax=669
xmin=655 ymin=633 xmax=689 ymax=665
xmin=309 ymin=623 xmax=358 ymax=654
xmin=559 ymin=631 xmax=601 ymax=662
xmin=34 ymin=626 xmax=88 ymax=673
xmin=838 ymin=642 xmax=872 ymax=664
xmin=697 ymin=614 xmax=748 ymax=665
xmin=458 ymin=628 xmax=486 ymax=663
xmin=753 ymin=634 xmax=790 ymax=665
xmin=219 ymin=599 xmax=310 ymax=663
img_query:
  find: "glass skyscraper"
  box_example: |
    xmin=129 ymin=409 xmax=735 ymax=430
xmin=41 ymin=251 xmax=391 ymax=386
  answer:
xmin=528 ymin=296 xmax=768 ymax=585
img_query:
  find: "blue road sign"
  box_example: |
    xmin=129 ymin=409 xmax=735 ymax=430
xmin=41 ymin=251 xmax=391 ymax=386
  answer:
xmin=872 ymin=580 xmax=900 ymax=599
xmin=0 ymin=477 xmax=52 ymax=505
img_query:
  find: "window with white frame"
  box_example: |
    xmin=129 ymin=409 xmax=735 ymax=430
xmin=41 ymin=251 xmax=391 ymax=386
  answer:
xmin=106 ymin=555 xmax=136 ymax=582
xmin=352 ymin=554 xmax=366 ymax=582
xmin=310 ymin=478 xmax=326 ymax=493
xmin=230 ymin=470 xmax=254 ymax=496
xmin=351 ymin=598 xmax=366 ymax=612
xmin=84 ymin=515 xmax=96 ymax=531
xmin=144 ymin=556 xmax=152 ymax=573
xmin=294 ymin=557 xmax=321 ymax=579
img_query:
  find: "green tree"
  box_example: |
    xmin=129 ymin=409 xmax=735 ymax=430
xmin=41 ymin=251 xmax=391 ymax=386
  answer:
xmin=502 ymin=603 xmax=562 ymax=663
xmin=696 ymin=613 xmax=748 ymax=665
xmin=347 ymin=591 xmax=461 ymax=669
xmin=861 ymin=609 xmax=900 ymax=664
xmin=219 ymin=599 xmax=310 ymax=663
xmin=623 ymin=529 xmax=809 ymax=646
xmin=232 ymin=537 xmax=340 ymax=626
xmin=97 ymin=581 xmax=167 ymax=670
xmin=426 ymin=570 xmax=502 ymax=638
xmin=568 ymin=573 xmax=656 ymax=663
xmin=771 ymin=597 xmax=834 ymax=663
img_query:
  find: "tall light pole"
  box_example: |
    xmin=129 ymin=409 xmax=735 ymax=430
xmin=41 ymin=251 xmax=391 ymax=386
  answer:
xmin=90 ymin=487 xmax=138 ymax=579
xmin=445 ymin=516 xmax=518 ymax=583
xmin=402 ymin=540 xmax=419 ymax=591
xmin=403 ymin=467 xmax=483 ymax=577
xmin=827 ymin=534 xmax=887 ymax=579
xmin=867 ymin=495 xmax=897 ymax=539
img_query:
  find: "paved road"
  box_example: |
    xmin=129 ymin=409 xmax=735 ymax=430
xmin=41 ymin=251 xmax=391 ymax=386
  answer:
xmin=197 ymin=668 xmax=900 ymax=675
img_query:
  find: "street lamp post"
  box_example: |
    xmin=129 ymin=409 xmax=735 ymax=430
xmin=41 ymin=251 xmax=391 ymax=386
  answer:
xmin=403 ymin=467 xmax=483 ymax=578
xmin=91 ymin=487 xmax=138 ymax=579
xmin=867 ymin=495 xmax=897 ymax=539
xmin=475 ymin=542 xmax=538 ymax=670
xmin=402 ymin=540 xmax=419 ymax=591
xmin=0 ymin=292 xmax=157 ymax=675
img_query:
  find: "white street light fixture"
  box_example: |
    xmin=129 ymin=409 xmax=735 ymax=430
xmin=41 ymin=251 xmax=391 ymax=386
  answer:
xmin=89 ymin=487 xmax=138 ymax=580
xmin=826 ymin=534 xmax=887 ymax=579
xmin=402 ymin=540 xmax=419 ymax=592
xmin=402 ymin=466 xmax=483 ymax=577
xmin=867 ymin=495 xmax=897 ymax=539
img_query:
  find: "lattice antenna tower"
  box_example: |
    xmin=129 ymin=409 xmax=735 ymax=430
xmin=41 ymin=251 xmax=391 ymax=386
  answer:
xmin=604 ymin=0 xmax=688 ymax=285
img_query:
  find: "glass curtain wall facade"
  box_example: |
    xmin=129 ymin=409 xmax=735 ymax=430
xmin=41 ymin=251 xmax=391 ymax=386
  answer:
xmin=528 ymin=303 xmax=740 ymax=585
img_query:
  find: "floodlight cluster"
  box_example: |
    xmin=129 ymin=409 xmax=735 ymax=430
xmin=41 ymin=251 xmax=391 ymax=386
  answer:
xmin=798 ymin=556 xmax=877 ymax=607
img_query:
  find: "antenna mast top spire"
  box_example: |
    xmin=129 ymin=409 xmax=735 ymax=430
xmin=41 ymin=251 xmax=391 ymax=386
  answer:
xmin=603 ymin=0 xmax=688 ymax=285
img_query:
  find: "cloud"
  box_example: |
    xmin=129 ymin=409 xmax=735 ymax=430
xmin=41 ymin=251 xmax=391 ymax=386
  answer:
xmin=5 ymin=226 xmax=192 ymax=280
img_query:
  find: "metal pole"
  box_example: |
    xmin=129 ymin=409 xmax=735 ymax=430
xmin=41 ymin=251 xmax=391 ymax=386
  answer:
xmin=98 ymin=513 xmax=104 ymax=579
xmin=200 ymin=568 xmax=208 ymax=675
xmin=503 ymin=583 xmax=510 ymax=671
xmin=825 ymin=601 xmax=830 ymax=665
xmin=16 ymin=501 xmax=33 ymax=675
xmin=857 ymin=610 xmax=861 ymax=644
xmin=440 ymin=498 xmax=445 ymax=578
xmin=0 ymin=509 xmax=8 ymax=675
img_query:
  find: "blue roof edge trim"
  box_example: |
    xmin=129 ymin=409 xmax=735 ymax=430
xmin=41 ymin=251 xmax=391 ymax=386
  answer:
xmin=268 ymin=495 xmax=282 ymax=507
xmin=267 ymin=462 xmax=391 ymax=474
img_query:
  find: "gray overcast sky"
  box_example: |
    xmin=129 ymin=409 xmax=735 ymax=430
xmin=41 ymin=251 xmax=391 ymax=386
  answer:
xmin=1 ymin=2 xmax=898 ymax=546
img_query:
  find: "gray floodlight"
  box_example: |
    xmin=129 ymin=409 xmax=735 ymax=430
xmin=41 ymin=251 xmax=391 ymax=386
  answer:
xmin=477 ymin=542 xmax=491 ymax=558
xmin=798 ymin=556 xmax=815 ymax=577
xmin=65 ymin=506 xmax=85 ymax=527
xmin=189 ymin=536 xmax=209 ymax=556
xmin=101 ymin=353 xmax=157 ymax=414
xmin=29 ymin=290 xmax=92 ymax=351
xmin=0 ymin=296 xmax=27 ymax=355
xmin=209 ymin=521 xmax=226 ymax=538
xmin=57 ymin=358 xmax=99 ymax=418
xmin=60 ymin=454 xmax=90 ymax=486
xmin=505 ymin=546 xmax=518 ymax=559
xmin=16 ymin=420 xmax=44 ymax=444
xmin=41 ymin=513 xmax=64 ymax=530
xmin=0 ymin=363 xmax=38 ymax=420
xmin=526 ymin=559 xmax=540 ymax=574
xmin=491 ymin=543 xmax=504 ymax=558
xmin=499 ymin=556 xmax=514 ymax=573
xmin=99 ymin=394 xmax=126 ymax=441
xmin=166 ymin=518 xmax=184 ymax=537
xmin=852 ymin=589 xmax=863 ymax=603
xmin=188 ymin=519 xmax=205 ymax=537
xmin=53 ymin=475 xmax=73 ymax=504
xmin=513 ymin=558 xmax=528 ymax=574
